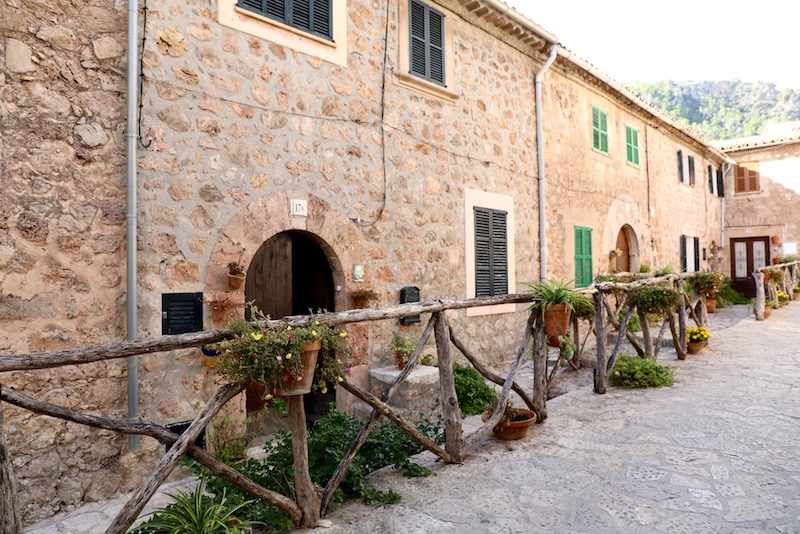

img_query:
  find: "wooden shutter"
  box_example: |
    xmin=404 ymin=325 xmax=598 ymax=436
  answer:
xmin=410 ymin=0 xmax=427 ymax=79
xmin=708 ymin=165 xmax=714 ymax=193
xmin=574 ymin=226 xmax=593 ymax=288
xmin=716 ymin=168 xmax=725 ymax=197
xmin=311 ymin=0 xmax=331 ymax=38
xmin=688 ymin=156 xmax=695 ymax=185
xmin=625 ymin=126 xmax=633 ymax=162
xmin=474 ymin=207 xmax=507 ymax=297
xmin=428 ymin=9 xmax=444 ymax=84
xmin=491 ymin=211 xmax=508 ymax=296
xmin=265 ymin=0 xmax=286 ymax=20
xmin=680 ymin=235 xmax=687 ymax=272
xmin=162 ymin=293 xmax=203 ymax=335
xmin=631 ymin=128 xmax=638 ymax=165
xmin=592 ymin=107 xmax=608 ymax=153
xmin=693 ymin=237 xmax=700 ymax=272
xmin=677 ymin=150 xmax=684 ymax=183
xmin=747 ymin=165 xmax=759 ymax=192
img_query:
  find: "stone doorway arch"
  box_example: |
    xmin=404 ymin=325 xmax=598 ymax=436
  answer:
xmin=613 ymin=224 xmax=640 ymax=273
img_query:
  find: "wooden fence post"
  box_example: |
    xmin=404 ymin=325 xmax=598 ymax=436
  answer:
xmin=593 ymin=292 xmax=607 ymax=394
xmin=0 ymin=387 xmax=22 ymax=534
xmin=433 ymin=311 xmax=462 ymax=462
xmin=755 ymin=271 xmax=765 ymax=320
xmin=287 ymin=395 xmax=320 ymax=528
xmin=675 ymin=280 xmax=687 ymax=354
xmin=531 ymin=314 xmax=547 ymax=421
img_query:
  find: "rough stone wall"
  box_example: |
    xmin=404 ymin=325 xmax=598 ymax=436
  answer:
xmin=542 ymin=67 xmax=723 ymax=277
xmin=723 ymin=142 xmax=800 ymax=272
xmin=0 ymin=0 xmax=169 ymax=524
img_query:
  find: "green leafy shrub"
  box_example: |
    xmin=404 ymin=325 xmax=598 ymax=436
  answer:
xmin=716 ymin=278 xmax=750 ymax=306
xmin=654 ymin=265 xmax=675 ymax=277
xmin=627 ymin=284 xmax=681 ymax=315
xmin=609 ymin=354 xmax=674 ymax=388
xmin=627 ymin=313 xmax=641 ymax=332
xmin=190 ymin=408 xmax=443 ymax=531
xmin=453 ymin=364 xmax=496 ymax=416
xmin=131 ymin=477 xmax=259 ymax=533
xmin=639 ymin=263 xmax=651 ymax=273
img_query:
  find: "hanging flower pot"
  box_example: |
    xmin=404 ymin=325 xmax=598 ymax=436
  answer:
xmin=227 ymin=273 xmax=246 ymax=290
xmin=276 ymin=339 xmax=321 ymax=396
xmin=544 ymin=304 xmax=571 ymax=338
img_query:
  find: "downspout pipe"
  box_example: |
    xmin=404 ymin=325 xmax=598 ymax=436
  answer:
xmin=536 ymin=44 xmax=559 ymax=281
xmin=126 ymin=0 xmax=139 ymax=451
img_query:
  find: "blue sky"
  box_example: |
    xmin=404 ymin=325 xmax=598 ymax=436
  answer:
xmin=504 ymin=0 xmax=800 ymax=89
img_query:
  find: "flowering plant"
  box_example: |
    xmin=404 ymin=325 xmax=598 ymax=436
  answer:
xmin=691 ymin=271 xmax=725 ymax=298
xmin=211 ymin=306 xmax=349 ymax=396
xmin=777 ymin=290 xmax=789 ymax=301
xmin=686 ymin=326 xmax=711 ymax=343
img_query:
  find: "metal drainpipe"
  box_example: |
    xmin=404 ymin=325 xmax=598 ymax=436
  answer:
xmin=126 ymin=0 xmax=139 ymax=451
xmin=536 ymin=44 xmax=559 ymax=281
xmin=721 ymin=162 xmax=731 ymax=250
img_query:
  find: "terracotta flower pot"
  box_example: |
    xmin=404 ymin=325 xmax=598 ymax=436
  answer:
xmin=395 ymin=351 xmax=409 ymax=370
xmin=705 ymin=298 xmax=717 ymax=314
xmin=793 ymin=292 xmax=800 ymax=301
xmin=227 ymin=273 xmax=246 ymax=290
xmin=482 ymin=409 xmax=537 ymax=440
xmin=686 ymin=340 xmax=707 ymax=354
xmin=547 ymin=335 xmax=560 ymax=348
xmin=544 ymin=304 xmax=572 ymax=338
xmin=277 ymin=339 xmax=322 ymax=396
xmin=763 ymin=306 xmax=773 ymax=319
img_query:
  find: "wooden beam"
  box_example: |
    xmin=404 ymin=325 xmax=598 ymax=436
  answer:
xmin=0 ymin=387 xmax=22 ymax=534
xmin=0 ymin=384 xmax=301 ymax=523
xmin=287 ymin=396 xmax=320 ymax=528
xmin=106 ymin=383 xmax=244 ymax=534
xmin=593 ymin=292 xmax=607 ymax=394
xmin=0 ymin=294 xmax=536 ymax=373
xmin=433 ymin=312 xmax=462 ymax=461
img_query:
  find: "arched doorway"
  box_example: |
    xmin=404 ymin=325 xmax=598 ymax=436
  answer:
xmin=614 ymin=224 xmax=640 ymax=273
xmin=244 ymin=230 xmax=336 ymax=422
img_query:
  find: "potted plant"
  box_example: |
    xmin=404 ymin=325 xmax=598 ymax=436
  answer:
xmin=481 ymin=394 xmax=537 ymax=440
xmin=692 ymin=271 xmax=724 ymax=313
xmin=227 ymin=261 xmax=246 ymax=290
xmin=525 ymin=279 xmax=594 ymax=338
xmin=626 ymin=284 xmax=681 ymax=316
xmin=794 ymin=285 xmax=800 ymax=300
xmin=204 ymin=296 xmax=234 ymax=323
xmin=390 ymin=331 xmax=416 ymax=370
xmin=202 ymin=345 xmax=220 ymax=370
xmin=686 ymin=326 xmax=711 ymax=354
xmin=777 ymin=290 xmax=790 ymax=306
xmin=209 ymin=306 xmax=349 ymax=398
xmin=350 ymin=288 xmax=380 ymax=309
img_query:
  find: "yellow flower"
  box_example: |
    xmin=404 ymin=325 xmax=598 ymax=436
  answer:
xmin=315 ymin=320 xmax=320 ymax=325
xmin=286 ymin=353 xmax=292 ymax=359
xmin=287 ymin=326 xmax=292 ymax=331
xmin=265 ymin=394 xmax=273 ymax=400
xmin=250 ymin=332 xmax=263 ymax=341
xmin=339 ymin=331 xmax=348 ymax=338
xmin=337 ymin=376 xmax=343 ymax=382
xmin=337 ymin=358 xmax=342 ymax=364
xmin=321 ymin=387 xmax=328 ymax=394
xmin=312 ymin=330 xmax=318 ymax=337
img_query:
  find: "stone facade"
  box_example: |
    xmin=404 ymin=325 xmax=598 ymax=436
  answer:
xmin=1 ymin=0 xmax=725 ymax=523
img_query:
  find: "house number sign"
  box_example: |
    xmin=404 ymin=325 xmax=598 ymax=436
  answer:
xmin=290 ymin=199 xmax=308 ymax=217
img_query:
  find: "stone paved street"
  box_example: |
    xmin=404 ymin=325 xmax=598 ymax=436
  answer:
xmin=26 ymin=303 xmax=800 ymax=533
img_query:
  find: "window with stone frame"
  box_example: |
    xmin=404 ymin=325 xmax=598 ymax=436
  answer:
xmin=237 ymin=0 xmax=332 ymax=41
xmin=409 ymin=0 xmax=445 ymax=86
xmin=474 ymin=207 xmax=508 ymax=297
xmin=734 ymin=162 xmax=760 ymax=193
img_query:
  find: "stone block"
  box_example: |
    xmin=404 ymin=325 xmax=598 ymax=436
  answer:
xmin=5 ymin=38 xmax=35 ymax=73
xmin=369 ymin=365 xmax=441 ymax=415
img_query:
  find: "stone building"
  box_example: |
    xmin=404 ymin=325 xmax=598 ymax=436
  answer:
xmin=714 ymin=122 xmax=800 ymax=296
xmin=1 ymin=0 xmax=726 ymax=523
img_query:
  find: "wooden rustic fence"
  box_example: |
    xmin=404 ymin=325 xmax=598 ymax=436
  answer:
xmin=0 ymin=269 xmax=778 ymax=533
xmin=753 ymin=260 xmax=800 ymax=320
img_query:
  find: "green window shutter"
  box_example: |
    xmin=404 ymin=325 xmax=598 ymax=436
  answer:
xmin=409 ymin=0 xmax=445 ymax=86
xmin=592 ymin=107 xmax=608 ymax=153
xmin=716 ymin=168 xmax=725 ymax=197
xmin=574 ymin=226 xmax=593 ymax=288
xmin=625 ymin=126 xmax=639 ymax=165
xmin=474 ymin=207 xmax=507 ymax=297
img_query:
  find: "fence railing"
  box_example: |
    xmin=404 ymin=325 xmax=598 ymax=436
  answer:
xmin=754 ymin=260 xmax=800 ymax=320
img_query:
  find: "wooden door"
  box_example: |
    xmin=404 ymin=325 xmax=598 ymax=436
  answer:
xmin=615 ymin=228 xmax=630 ymax=273
xmin=730 ymin=236 xmax=770 ymax=298
xmin=246 ymin=233 xmax=292 ymax=320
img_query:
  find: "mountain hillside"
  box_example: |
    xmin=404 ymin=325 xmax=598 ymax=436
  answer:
xmin=630 ymin=80 xmax=800 ymax=142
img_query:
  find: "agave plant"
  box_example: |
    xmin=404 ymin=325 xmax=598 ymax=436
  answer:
xmin=130 ymin=478 xmax=260 ymax=534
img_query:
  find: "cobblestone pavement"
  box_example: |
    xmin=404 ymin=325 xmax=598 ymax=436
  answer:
xmin=26 ymin=304 xmax=800 ymax=533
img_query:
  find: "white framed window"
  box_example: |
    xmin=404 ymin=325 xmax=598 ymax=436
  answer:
xmin=465 ymin=189 xmax=515 ymax=316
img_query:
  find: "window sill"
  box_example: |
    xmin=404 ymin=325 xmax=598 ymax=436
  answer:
xmin=466 ymin=302 xmax=516 ymax=317
xmin=734 ymin=190 xmax=762 ymax=196
xmin=626 ymin=161 xmax=640 ymax=169
xmin=234 ymin=5 xmax=336 ymax=48
xmin=393 ymin=70 xmax=459 ymax=104
xmin=592 ymin=147 xmax=611 ymax=158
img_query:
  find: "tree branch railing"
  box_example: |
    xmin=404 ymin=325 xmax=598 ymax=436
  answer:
xmin=754 ymin=260 xmax=800 ymax=320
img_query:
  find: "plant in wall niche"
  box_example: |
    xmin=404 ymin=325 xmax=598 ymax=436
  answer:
xmin=686 ymin=326 xmax=711 ymax=343
xmin=209 ymin=306 xmax=349 ymax=397
xmin=227 ymin=261 xmax=246 ymax=290
xmin=390 ymin=331 xmax=416 ymax=370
